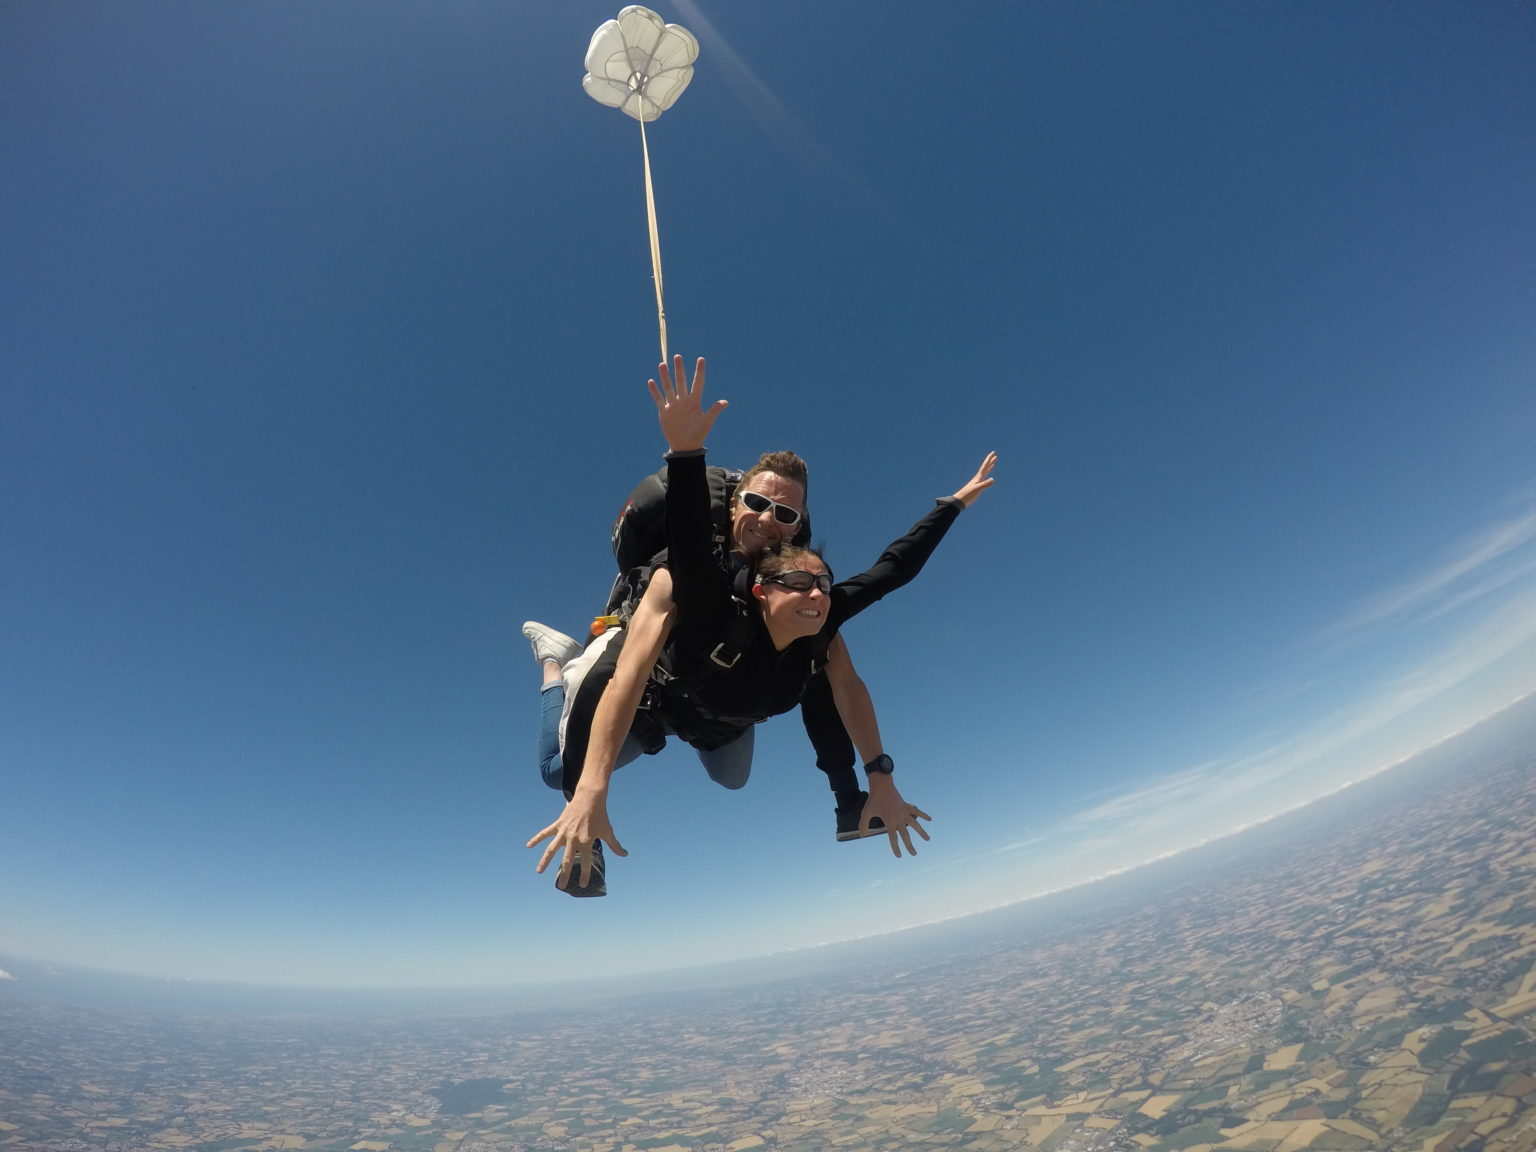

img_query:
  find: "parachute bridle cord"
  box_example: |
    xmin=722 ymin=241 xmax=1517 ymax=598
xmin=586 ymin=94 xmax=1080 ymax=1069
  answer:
xmin=640 ymin=113 xmax=668 ymax=366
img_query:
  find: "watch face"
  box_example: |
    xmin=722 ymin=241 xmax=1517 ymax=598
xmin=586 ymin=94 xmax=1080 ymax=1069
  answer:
xmin=867 ymin=754 xmax=894 ymax=775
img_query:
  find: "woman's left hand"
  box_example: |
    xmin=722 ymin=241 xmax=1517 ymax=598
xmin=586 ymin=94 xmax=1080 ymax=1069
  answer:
xmin=648 ymin=355 xmax=727 ymax=452
xmin=862 ymin=775 xmax=933 ymax=858
xmin=951 ymin=451 xmax=998 ymax=508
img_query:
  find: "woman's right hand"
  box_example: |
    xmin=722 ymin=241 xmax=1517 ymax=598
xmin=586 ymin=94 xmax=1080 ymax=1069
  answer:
xmin=649 ymin=354 xmax=727 ymax=453
xmin=951 ymin=451 xmax=998 ymax=508
xmin=527 ymin=791 xmax=628 ymax=890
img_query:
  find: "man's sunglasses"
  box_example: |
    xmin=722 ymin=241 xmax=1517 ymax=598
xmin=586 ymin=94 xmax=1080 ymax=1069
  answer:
xmin=760 ymin=570 xmax=833 ymax=594
xmin=740 ymin=490 xmax=803 ymax=526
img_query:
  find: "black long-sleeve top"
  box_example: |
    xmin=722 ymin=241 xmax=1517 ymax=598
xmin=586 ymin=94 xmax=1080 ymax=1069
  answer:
xmin=650 ymin=449 xmax=962 ymax=746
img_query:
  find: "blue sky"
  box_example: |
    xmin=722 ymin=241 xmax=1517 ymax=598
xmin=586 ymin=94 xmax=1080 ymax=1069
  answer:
xmin=3 ymin=1 xmax=1534 ymax=988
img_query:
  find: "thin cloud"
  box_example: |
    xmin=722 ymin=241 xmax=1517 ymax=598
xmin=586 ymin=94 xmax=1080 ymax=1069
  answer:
xmin=1321 ymin=503 xmax=1536 ymax=645
xmin=1052 ymin=588 xmax=1536 ymax=859
xmin=1414 ymin=552 xmax=1536 ymax=626
xmin=1379 ymin=588 xmax=1536 ymax=702
xmin=1236 ymin=494 xmax=1536 ymax=740
xmin=975 ymin=502 xmax=1536 ymax=906
xmin=1068 ymin=759 xmax=1229 ymax=828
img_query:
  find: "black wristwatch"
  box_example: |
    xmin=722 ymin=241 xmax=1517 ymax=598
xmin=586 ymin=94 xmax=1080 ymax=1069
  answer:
xmin=864 ymin=754 xmax=895 ymax=776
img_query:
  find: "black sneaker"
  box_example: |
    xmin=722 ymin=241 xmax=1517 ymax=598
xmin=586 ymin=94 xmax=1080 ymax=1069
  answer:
xmin=561 ymin=841 xmax=607 ymax=898
xmin=834 ymin=791 xmax=887 ymax=842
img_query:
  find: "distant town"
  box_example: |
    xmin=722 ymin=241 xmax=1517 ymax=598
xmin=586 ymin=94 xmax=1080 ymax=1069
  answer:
xmin=4 ymin=700 xmax=1535 ymax=1152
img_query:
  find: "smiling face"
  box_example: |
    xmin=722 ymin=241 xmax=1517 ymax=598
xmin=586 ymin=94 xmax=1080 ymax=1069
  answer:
xmin=753 ymin=551 xmax=831 ymax=649
xmin=730 ymin=471 xmax=807 ymax=558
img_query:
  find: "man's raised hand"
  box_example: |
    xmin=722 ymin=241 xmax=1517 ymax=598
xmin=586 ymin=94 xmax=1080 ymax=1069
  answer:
xmin=649 ymin=355 xmax=727 ymax=453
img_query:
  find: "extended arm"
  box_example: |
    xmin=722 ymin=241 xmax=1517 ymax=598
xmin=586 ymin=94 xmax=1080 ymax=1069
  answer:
xmin=823 ymin=635 xmax=882 ymax=759
xmin=823 ymin=634 xmax=932 ymax=857
xmin=526 ymin=571 xmax=677 ymax=889
xmin=830 ymin=452 xmax=998 ymax=628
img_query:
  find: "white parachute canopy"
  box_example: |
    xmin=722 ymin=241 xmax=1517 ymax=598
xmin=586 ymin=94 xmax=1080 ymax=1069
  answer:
xmin=583 ymin=6 xmax=699 ymax=122
xmin=582 ymin=6 xmax=700 ymax=365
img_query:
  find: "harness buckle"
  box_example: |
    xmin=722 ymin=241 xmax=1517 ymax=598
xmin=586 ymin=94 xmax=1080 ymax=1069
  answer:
xmin=709 ymin=643 xmax=742 ymax=669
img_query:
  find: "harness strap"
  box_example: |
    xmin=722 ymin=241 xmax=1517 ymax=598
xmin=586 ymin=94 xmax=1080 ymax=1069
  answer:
xmin=708 ymin=595 xmax=755 ymax=668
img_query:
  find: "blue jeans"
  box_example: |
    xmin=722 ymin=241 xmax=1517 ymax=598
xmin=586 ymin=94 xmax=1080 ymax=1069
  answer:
xmin=538 ymin=682 xmax=755 ymax=792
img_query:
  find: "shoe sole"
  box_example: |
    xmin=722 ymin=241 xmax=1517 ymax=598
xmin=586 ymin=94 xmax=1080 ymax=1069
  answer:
xmin=835 ymin=822 xmax=887 ymax=842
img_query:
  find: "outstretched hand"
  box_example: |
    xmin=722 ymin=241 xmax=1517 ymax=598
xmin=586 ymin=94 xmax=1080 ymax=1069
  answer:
xmin=648 ymin=355 xmax=726 ymax=453
xmin=862 ymin=777 xmax=933 ymax=859
xmin=526 ymin=793 xmax=628 ymax=891
xmin=951 ymin=451 xmax=998 ymax=508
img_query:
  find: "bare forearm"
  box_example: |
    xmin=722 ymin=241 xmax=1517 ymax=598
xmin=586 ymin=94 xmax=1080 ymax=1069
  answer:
xmin=825 ymin=637 xmax=884 ymax=763
xmin=578 ymin=655 xmax=652 ymax=799
xmin=578 ymin=577 xmax=676 ymax=799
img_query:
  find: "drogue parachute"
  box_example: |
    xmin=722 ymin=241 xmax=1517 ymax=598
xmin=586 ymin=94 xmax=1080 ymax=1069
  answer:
xmin=583 ymin=6 xmax=699 ymax=123
xmin=582 ymin=6 xmax=699 ymax=364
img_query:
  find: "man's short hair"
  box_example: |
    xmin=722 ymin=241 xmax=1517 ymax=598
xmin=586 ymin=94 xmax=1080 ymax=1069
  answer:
xmin=733 ymin=450 xmax=808 ymax=505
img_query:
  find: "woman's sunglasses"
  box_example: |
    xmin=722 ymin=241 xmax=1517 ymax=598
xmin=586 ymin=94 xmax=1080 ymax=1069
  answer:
xmin=760 ymin=570 xmax=833 ymax=594
xmin=740 ymin=490 xmax=803 ymax=526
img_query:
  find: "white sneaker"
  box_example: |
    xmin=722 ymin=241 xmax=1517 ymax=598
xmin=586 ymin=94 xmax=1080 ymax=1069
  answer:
xmin=522 ymin=621 xmax=583 ymax=667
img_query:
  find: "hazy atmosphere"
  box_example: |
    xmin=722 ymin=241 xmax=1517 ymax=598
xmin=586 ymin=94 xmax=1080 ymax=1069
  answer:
xmin=4 ymin=1 xmax=1534 ymax=987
